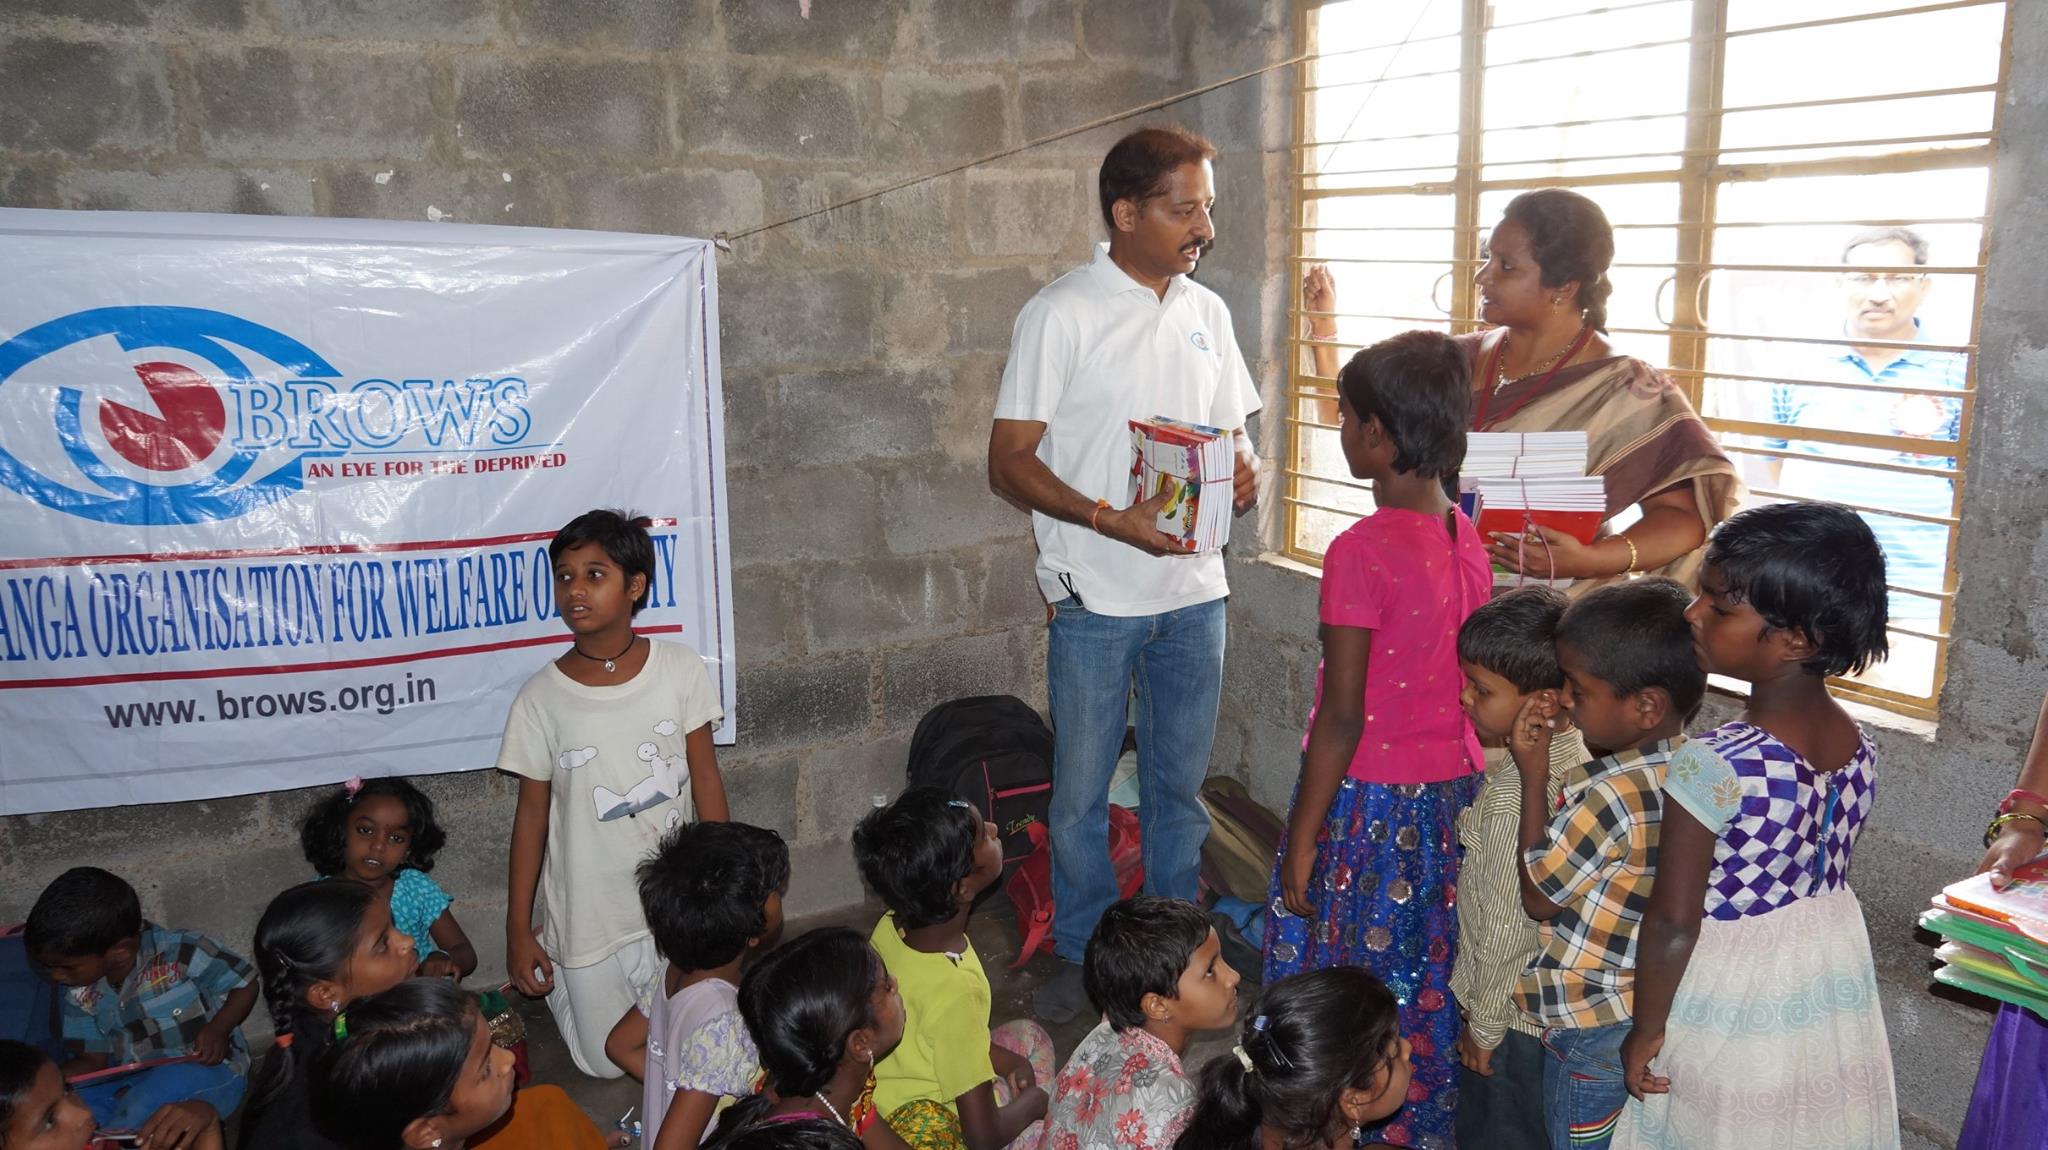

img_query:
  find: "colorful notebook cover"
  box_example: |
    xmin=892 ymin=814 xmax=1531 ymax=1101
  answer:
xmin=1940 ymin=859 xmax=2048 ymax=945
xmin=1936 ymin=940 xmax=2048 ymax=998
xmin=1127 ymin=417 xmax=1234 ymax=553
xmin=1933 ymin=963 xmax=2048 ymax=1018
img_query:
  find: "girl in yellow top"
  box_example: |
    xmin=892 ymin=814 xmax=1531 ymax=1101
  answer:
xmin=853 ymin=789 xmax=1054 ymax=1150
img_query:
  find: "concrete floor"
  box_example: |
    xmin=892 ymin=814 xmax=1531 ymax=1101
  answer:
xmin=522 ymin=894 xmax=1255 ymax=1134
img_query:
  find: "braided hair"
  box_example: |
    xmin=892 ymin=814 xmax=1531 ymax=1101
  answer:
xmin=241 ymin=881 xmax=378 ymax=1132
xmin=1173 ymin=968 xmax=1403 ymax=1150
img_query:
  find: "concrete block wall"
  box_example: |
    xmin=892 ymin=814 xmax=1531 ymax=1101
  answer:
xmin=0 ymin=0 xmax=1293 ymax=1016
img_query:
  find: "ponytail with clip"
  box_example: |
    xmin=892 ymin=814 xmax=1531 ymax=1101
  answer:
xmin=1174 ymin=968 xmax=1404 ymax=1150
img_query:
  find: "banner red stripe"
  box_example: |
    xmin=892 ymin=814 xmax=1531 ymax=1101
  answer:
xmin=0 ymin=518 xmax=681 ymax=570
xmin=0 ymin=624 xmax=685 ymax=690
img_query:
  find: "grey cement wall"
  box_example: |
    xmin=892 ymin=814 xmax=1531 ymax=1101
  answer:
xmin=1212 ymin=7 xmax=2048 ymax=1144
xmin=0 ymin=0 xmax=1290 ymax=1024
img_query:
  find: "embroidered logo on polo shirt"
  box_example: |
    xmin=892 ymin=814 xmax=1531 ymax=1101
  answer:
xmin=1189 ymin=331 xmax=1211 ymax=352
xmin=136 ymin=958 xmax=184 ymax=997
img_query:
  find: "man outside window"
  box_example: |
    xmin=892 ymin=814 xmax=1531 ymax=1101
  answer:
xmin=1771 ymin=227 xmax=1965 ymax=625
xmin=987 ymin=125 xmax=1260 ymax=1023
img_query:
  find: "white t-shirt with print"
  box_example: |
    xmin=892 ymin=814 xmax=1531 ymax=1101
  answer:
xmin=993 ymin=242 xmax=1261 ymax=617
xmin=495 ymin=639 xmax=723 ymax=967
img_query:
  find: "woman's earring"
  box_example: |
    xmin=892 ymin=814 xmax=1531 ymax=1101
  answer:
xmin=1348 ymin=1127 xmax=1362 ymax=1145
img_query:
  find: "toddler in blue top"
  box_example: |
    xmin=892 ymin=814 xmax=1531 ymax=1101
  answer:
xmin=299 ymin=776 xmax=477 ymax=981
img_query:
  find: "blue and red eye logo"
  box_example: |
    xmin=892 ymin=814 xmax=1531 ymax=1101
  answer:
xmin=0 ymin=306 xmax=340 ymax=525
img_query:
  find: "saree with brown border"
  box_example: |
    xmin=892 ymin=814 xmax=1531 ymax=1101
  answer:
xmin=1455 ymin=330 xmax=1741 ymax=593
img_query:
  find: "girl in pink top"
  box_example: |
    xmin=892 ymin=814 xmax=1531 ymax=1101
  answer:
xmin=1263 ymin=330 xmax=1491 ymax=1149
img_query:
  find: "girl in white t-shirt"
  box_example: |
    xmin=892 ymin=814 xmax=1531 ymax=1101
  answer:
xmin=497 ymin=509 xmax=729 ymax=1079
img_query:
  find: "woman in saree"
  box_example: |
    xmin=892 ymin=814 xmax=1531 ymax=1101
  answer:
xmin=1463 ymin=189 xmax=1739 ymax=591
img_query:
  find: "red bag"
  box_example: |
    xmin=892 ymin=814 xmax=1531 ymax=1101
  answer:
xmin=1007 ymin=804 xmax=1144 ymax=969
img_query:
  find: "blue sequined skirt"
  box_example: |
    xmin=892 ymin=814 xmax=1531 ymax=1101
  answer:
xmin=1264 ymin=773 xmax=1478 ymax=1150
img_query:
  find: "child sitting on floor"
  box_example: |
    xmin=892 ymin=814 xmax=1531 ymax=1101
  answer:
xmin=1044 ymin=896 xmax=1242 ymax=1150
xmin=0 ymin=1037 xmax=224 ymax=1150
xmin=25 ymin=867 xmax=257 ymax=1147
xmin=239 ymin=880 xmax=613 ymax=1150
xmin=606 ymin=820 xmax=787 ymax=1148
xmin=1173 ymin=967 xmax=1412 ymax=1150
xmin=1509 ymin=578 xmax=1703 ymax=1150
xmin=706 ymin=926 xmax=911 ymax=1150
xmin=1450 ymin=585 xmax=1587 ymax=1150
xmin=300 ymin=775 xmax=476 ymax=980
xmin=308 ymin=979 xmax=516 ymax=1150
xmin=853 ymin=788 xmax=1051 ymax=1150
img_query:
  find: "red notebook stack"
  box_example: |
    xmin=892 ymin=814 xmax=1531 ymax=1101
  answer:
xmin=1460 ymin=431 xmax=1604 ymax=588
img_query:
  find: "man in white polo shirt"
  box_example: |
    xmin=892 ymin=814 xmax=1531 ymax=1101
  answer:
xmin=987 ymin=125 xmax=1261 ymax=1022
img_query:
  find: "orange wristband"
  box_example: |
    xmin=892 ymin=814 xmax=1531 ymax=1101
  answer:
xmin=1090 ymin=499 xmax=1111 ymax=533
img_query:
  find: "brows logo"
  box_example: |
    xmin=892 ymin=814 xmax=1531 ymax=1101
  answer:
xmin=0 ymin=306 xmax=339 ymax=525
xmin=1190 ymin=331 xmax=1211 ymax=352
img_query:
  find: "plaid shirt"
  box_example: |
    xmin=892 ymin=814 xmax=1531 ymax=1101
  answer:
xmin=60 ymin=922 xmax=255 ymax=1074
xmin=1515 ymin=738 xmax=1675 ymax=1030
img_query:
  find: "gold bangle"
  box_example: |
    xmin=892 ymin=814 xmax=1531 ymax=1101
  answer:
xmin=1620 ymin=533 xmax=1640 ymax=575
xmin=1986 ymin=811 xmax=2048 ymax=848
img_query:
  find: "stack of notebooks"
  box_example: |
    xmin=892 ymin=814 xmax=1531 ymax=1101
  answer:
xmin=1128 ymin=416 xmax=1235 ymax=553
xmin=1459 ymin=431 xmax=1607 ymax=588
xmin=1922 ymin=859 xmax=2048 ymax=1017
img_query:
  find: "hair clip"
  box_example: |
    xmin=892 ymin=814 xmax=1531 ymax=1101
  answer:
xmin=333 ymin=1013 xmax=349 ymax=1040
xmin=342 ymin=776 xmax=365 ymax=797
xmin=1231 ymin=1044 xmax=1255 ymax=1073
xmin=946 ymin=799 xmax=973 ymax=810
xmin=1248 ymin=1014 xmax=1291 ymax=1069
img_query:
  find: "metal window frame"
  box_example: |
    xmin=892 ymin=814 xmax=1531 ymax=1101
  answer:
xmin=1285 ymin=0 xmax=2013 ymax=719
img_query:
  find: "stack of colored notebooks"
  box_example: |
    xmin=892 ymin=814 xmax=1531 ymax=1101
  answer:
xmin=1921 ymin=858 xmax=2048 ymax=1017
xmin=1459 ymin=431 xmax=1605 ymax=588
xmin=1128 ymin=416 xmax=1236 ymax=553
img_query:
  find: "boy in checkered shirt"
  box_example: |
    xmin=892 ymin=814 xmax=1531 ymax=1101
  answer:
xmin=27 ymin=866 xmax=257 ymax=1144
xmin=1503 ymin=579 xmax=1704 ymax=1150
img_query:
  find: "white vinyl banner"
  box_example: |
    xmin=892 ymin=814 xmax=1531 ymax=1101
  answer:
xmin=0 ymin=209 xmax=735 ymax=816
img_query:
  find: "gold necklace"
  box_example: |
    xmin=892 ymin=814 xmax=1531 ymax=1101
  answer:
xmin=1494 ymin=324 xmax=1588 ymax=393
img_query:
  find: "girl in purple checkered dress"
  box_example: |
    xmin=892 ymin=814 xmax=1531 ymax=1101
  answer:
xmin=1614 ymin=503 xmax=1900 ymax=1150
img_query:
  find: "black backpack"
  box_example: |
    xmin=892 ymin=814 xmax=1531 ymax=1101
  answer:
xmin=906 ymin=695 xmax=1055 ymax=877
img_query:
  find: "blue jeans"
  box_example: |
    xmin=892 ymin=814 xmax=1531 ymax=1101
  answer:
xmin=1457 ymin=1029 xmax=1549 ymax=1150
xmin=76 ymin=1059 xmax=246 ymax=1130
xmin=1046 ymin=594 xmax=1226 ymax=961
xmin=1541 ymin=1021 xmax=1630 ymax=1150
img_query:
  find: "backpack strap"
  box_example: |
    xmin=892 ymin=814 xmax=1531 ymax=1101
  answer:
xmin=1009 ymin=821 xmax=1056 ymax=969
xmin=1012 ymin=910 xmax=1055 ymax=971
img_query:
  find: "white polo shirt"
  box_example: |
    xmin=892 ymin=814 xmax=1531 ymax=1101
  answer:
xmin=993 ymin=243 xmax=1261 ymax=617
